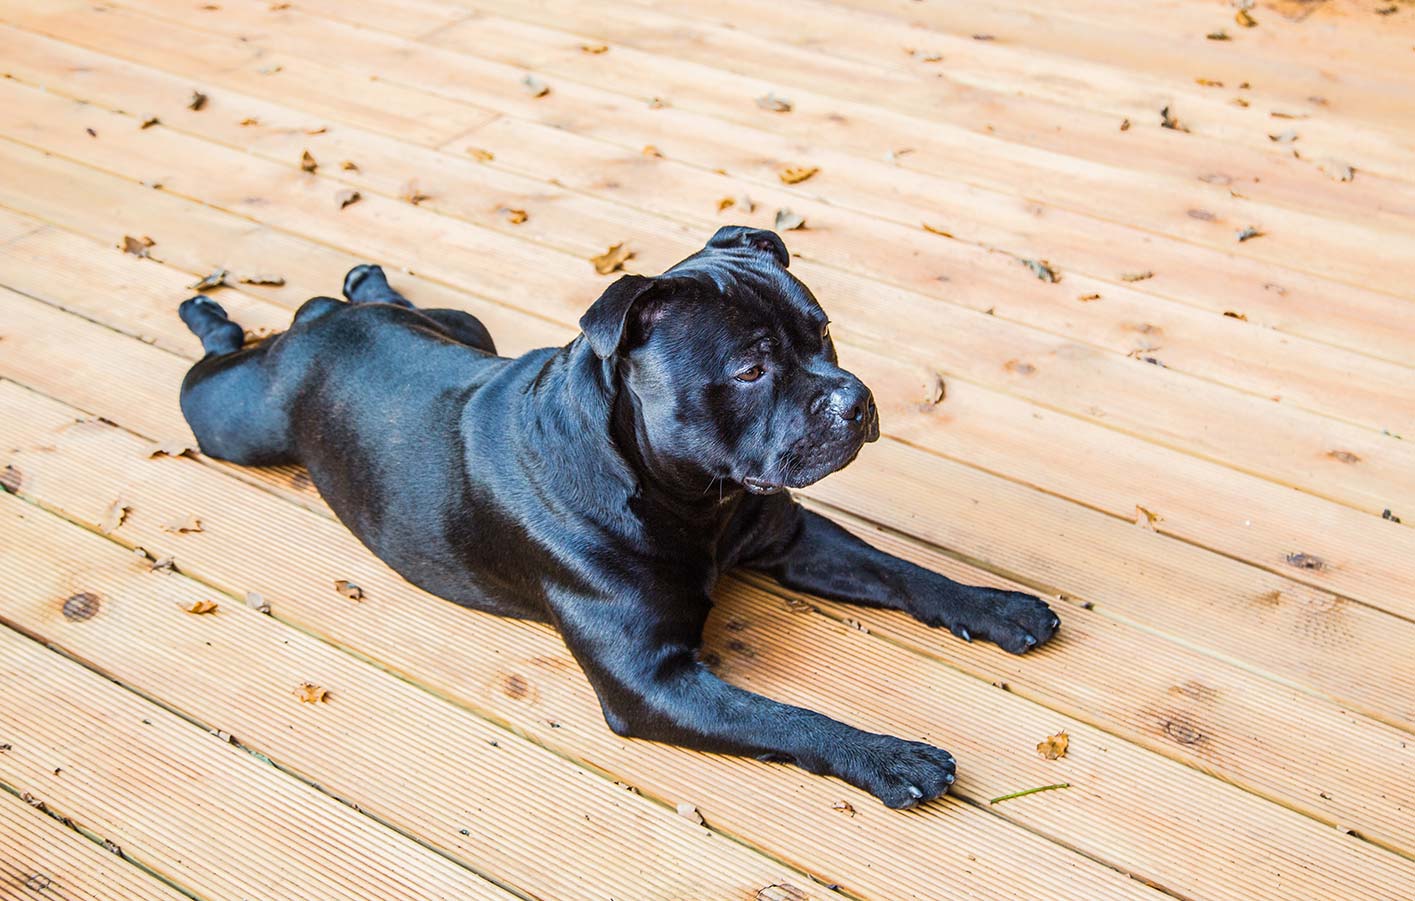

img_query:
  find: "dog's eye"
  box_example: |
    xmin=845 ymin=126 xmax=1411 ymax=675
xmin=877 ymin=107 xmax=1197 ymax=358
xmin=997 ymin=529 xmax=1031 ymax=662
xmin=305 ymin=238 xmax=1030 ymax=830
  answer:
xmin=735 ymin=365 xmax=765 ymax=383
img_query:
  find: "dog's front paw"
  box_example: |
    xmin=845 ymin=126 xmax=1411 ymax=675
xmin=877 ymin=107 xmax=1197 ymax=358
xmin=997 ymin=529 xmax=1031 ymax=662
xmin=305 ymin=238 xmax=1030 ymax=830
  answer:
xmin=923 ymin=588 xmax=1060 ymax=655
xmin=842 ymin=735 xmax=957 ymax=809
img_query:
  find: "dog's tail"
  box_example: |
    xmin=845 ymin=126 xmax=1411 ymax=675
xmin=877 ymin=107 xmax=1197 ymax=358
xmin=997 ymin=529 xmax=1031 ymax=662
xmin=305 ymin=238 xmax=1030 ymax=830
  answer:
xmin=178 ymin=295 xmax=244 ymax=356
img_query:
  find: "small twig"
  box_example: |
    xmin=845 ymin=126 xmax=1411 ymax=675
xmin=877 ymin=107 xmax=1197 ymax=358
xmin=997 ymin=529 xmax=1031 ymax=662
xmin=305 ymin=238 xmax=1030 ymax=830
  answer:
xmin=989 ymin=782 xmax=1070 ymax=805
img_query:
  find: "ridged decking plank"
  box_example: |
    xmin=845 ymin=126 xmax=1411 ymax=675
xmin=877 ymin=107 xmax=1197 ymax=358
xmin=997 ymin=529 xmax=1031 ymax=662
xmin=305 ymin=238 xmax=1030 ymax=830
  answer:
xmin=2 ymin=321 xmax=1413 ymax=898
xmin=0 ymin=790 xmax=189 ymax=901
xmin=0 ymin=490 xmax=819 ymax=901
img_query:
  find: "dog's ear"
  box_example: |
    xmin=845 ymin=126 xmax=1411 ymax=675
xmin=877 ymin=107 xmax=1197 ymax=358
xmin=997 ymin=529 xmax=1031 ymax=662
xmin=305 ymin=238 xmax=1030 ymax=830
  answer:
xmin=579 ymin=274 xmax=664 ymax=359
xmin=706 ymin=226 xmax=790 ymax=268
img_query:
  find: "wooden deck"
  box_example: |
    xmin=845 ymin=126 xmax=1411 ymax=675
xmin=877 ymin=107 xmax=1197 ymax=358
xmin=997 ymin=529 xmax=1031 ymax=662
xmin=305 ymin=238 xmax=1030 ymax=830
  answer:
xmin=1 ymin=0 xmax=1412 ymax=898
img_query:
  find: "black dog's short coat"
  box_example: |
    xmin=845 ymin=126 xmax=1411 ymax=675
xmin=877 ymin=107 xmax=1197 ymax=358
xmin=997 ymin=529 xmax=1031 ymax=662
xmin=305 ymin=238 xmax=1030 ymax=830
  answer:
xmin=177 ymin=227 xmax=1058 ymax=808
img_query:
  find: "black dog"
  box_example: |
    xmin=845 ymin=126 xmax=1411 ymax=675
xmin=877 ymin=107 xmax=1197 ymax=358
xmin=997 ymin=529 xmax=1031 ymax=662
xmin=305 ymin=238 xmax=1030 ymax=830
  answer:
xmin=178 ymin=227 xmax=1058 ymax=808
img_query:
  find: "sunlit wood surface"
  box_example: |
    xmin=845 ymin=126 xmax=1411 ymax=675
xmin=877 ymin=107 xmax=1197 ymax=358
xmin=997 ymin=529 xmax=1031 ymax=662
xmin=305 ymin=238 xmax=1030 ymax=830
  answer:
xmin=1 ymin=1 xmax=1412 ymax=898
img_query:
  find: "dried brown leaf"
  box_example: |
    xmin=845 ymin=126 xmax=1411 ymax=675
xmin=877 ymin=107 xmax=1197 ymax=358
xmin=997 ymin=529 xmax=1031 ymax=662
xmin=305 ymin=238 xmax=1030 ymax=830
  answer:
xmin=305 ymin=126 xmax=327 ymax=135
xmin=1268 ymin=128 xmax=1298 ymax=144
xmin=239 ymin=116 xmax=260 ymax=126
xmin=1235 ymin=8 xmax=1257 ymax=27
xmin=467 ymin=147 xmax=495 ymax=162
xmin=335 ymin=188 xmax=361 ymax=209
xmin=161 ymin=514 xmax=204 ymax=534
xmin=716 ymin=196 xmax=736 ymax=213
xmin=773 ymin=208 xmax=806 ymax=231
xmin=755 ymin=91 xmax=793 ymax=112
xmin=120 ymin=235 xmax=155 ymax=258
xmin=1206 ymin=30 xmax=1231 ymax=40
xmin=1020 ymin=258 xmax=1060 ymax=283
xmin=1236 ymin=225 xmax=1264 ymax=242
xmin=245 ymin=591 xmax=271 ymax=614
xmin=522 ymin=75 xmax=550 ymax=98
xmin=334 ymin=579 xmax=364 ymax=601
xmin=778 ymin=165 xmax=819 ymax=185
xmin=831 ymin=800 xmax=856 ymax=816
xmin=140 ymin=116 xmax=161 ymax=129
xmin=146 ymin=440 xmax=198 ymax=459
xmin=188 ymin=269 xmax=230 ymax=291
xmin=641 ymin=144 xmax=663 ymax=158
xmin=1119 ymin=118 xmax=1131 ymax=131
xmin=1120 ymin=270 xmax=1154 ymax=282
xmin=177 ymin=599 xmax=219 ymax=614
xmin=1037 ymin=731 xmax=1069 ymax=760
xmin=293 ymin=681 xmax=329 ymax=703
xmin=100 ymin=498 xmax=132 ymax=533
xmin=580 ymin=42 xmax=609 ymax=54
xmin=590 ymin=242 xmax=633 ymax=275
xmin=340 ymin=160 xmax=359 ymax=171
xmin=1195 ymin=77 xmax=1224 ymax=87
xmin=1285 ymin=552 xmax=1325 ymax=571
xmin=1160 ymin=106 xmax=1189 ymax=132
xmin=1134 ymin=505 xmax=1162 ymax=530
xmin=238 ymin=273 xmax=285 ymax=286
xmin=188 ymin=90 xmax=208 ymax=111
xmin=500 ymin=207 xmax=529 ymax=225
xmin=400 ymin=180 xmax=431 ymax=205
xmin=922 ymin=223 xmax=953 ymax=238
xmin=1077 ymin=293 xmax=1101 ymax=302
xmin=300 ymin=149 xmax=318 ymax=173
xmin=1223 ymin=310 xmax=1248 ymax=321
xmin=1319 ymin=160 xmax=1354 ymax=182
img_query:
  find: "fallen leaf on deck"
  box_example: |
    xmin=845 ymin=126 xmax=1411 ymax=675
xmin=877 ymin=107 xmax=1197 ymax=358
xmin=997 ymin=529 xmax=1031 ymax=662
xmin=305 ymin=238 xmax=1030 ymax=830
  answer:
xmin=300 ymin=149 xmax=318 ymax=172
xmin=100 ymin=498 xmax=132 ymax=533
xmin=1231 ymin=97 xmax=1250 ymax=108
xmin=1236 ymin=226 xmax=1264 ymax=242
xmin=774 ymin=208 xmax=806 ymax=231
xmin=335 ymin=189 xmax=361 ymax=209
xmin=293 ymin=682 xmax=329 ymax=703
xmin=334 ymin=579 xmax=364 ymax=601
xmin=676 ymin=802 xmax=705 ymax=825
xmin=1077 ymin=293 xmax=1101 ymax=302
xmin=884 ymin=147 xmax=914 ymax=163
xmin=246 ymin=591 xmax=271 ymax=614
xmin=778 ymin=165 xmax=819 ymax=184
xmin=146 ymin=440 xmax=198 ymax=459
xmin=340 ymin=160 xmax=359 ymax=171
xmin=1004 ymin=359 xmax=1037 ymax=375
xmin=305 ymin=126 xmax=327 ymax=135
xmin=0 ymin=464 xmax=21 ymax=494
xmin=1037 ymin=731 xmax=1069 ymax=760
xmin=1268 ymin=128 xmax=1298 ymax=144
xmin=522 ymin=75 xmax=550 ymax=98
xmin=1196 ymin=78 xmax=1224 ymax=87
xmin=257 ymin=64 xmax=283 ymax=75
xmin=716 ymin=197 xmax=736 ymax=212
xmin=468 ymin=147 xmax=495 ymax=162
xmin=922 ymin=223 xmax=954 ymax=238
xmin=755 ymin=91 xmax=793 ymax=112
xmin=501 ymin=207 xmax=529 ymax=224
xmin=140 ymin=116 xmax=161 ymax=129
xmin=1134 ymin=505 xmax=1162 ymax=530
xmin=1319 ymin=160 xmax=1354 ymax=182
xmin=177 ymin=599 xmax=219 ymax=614
xmin=1383 ymin=509 xmax=1402 ymax=523
xmin=86 ymin=128 xmax=97 ymax=138
xmin=590 ymin=243 xmax=633 ymax=275
xmin=188 ymin=269 xmax=230 ymax=291
xmin=1119 ymin=118 xmax=1131 ymax=131
xmin=151 ymin=556 xmax=176 ymax=574
xmin=1326 ymin=449 xmax=1360 ymax=464
xmin=1235 ymin=8 xmax=1258 ymax=27
xmin=647 ymin=97 xmax=668 ymax=109
xmin=1223 ymin=310 xmax=1247 ymax=321
xmin=238 ymin=273 xmax=285 ymax=286
xmin=1285 ymin=552 xmax=1325 ymax=571
xmin=1020 ymin=258 xmax=1060 ymax=282
xmin=906 ymin=47 xmax=943 ymax=62
xmin=832 ymin=800 xmax=856 ymax=816
xmin=1120 ymin=270 xmax=1154 ymax=282
xmin=188 ymin=90 xmax=208 ymax=111
xmin=1160 ymin=106 xmax=1189 ymax=132
xmin=120 ymin=235 xmax=155 ymax=257
xmin=240 ymin=116 xmax=260 ymax=126
xmin=161 ymin=515 xmax=204 ymax=534
xmin=641 ymin=144 xmax=663 ymax=158
xmin=400 ymin=180 xmax=431 ymax=205
xmin=1207 ymin=29 xmax=1231 ymax=40
xmin=580 ymin=42 xmax=609 ymax=53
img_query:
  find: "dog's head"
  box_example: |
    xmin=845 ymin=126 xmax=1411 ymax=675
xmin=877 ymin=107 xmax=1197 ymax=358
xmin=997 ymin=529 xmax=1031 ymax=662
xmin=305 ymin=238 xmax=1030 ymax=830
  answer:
xmin=580 ymin=226 xmax=878 ymax=496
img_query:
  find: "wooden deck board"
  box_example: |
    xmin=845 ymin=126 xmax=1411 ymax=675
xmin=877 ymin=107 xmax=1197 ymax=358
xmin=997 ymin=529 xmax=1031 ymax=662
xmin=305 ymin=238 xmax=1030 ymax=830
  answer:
xmin=1 ymin=0 xmax=1412 ymax=896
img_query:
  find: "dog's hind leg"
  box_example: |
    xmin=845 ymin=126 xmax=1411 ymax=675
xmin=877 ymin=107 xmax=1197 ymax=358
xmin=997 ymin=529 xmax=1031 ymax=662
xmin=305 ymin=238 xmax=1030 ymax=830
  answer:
xmin=177 ymin=296 xmax=296 ymax=465
xmin=342 ymin=263 xmax=414 ymax=307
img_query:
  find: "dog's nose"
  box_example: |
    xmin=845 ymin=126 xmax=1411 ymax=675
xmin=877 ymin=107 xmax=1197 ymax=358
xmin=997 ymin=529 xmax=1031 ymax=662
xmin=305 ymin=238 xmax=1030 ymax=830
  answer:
xmin=831 ymin=383 xmax=874 ymax=426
